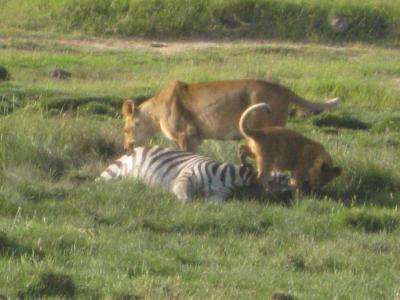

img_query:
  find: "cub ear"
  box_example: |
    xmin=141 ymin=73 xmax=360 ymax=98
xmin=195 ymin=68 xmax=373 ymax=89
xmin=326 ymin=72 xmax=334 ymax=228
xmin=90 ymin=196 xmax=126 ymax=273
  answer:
xmin=331 ymin=166 xmax=342 ymax=177
xmin=122 ymin=99 xmax=138 ymax=117
xmin=320 ymin=162 xmax=342 ymax=177
xmin=320 ymin=161 xmax=327 ymax=171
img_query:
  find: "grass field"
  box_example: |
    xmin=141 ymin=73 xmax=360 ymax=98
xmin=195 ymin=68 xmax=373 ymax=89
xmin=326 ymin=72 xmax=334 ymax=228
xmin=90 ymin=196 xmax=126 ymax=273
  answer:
xmin=1 ymin=2 xmax=400 ymax=299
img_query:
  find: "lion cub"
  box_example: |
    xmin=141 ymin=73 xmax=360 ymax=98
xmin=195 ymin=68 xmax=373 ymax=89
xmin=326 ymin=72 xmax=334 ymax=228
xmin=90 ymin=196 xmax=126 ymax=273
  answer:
xmin=239 ymin=103 xmax=341 ymax=193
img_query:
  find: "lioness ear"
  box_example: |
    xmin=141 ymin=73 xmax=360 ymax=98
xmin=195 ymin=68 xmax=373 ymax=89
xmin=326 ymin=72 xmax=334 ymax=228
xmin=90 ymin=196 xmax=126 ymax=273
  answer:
xmin=122 ymin=100 xmax=137 ymax=117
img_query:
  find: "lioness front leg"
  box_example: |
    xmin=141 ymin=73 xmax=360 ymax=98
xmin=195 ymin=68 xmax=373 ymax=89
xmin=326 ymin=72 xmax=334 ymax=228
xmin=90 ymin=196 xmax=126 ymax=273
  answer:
xmin=177 ymin=132 xmax=199 ymax=153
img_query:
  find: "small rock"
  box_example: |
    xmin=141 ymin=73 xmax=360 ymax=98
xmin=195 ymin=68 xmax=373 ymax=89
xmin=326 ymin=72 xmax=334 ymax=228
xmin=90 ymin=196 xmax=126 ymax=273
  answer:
xmin=0 ymin=66 xmax=10 ymax=81
xmin=50 ymin=68 xmax=72 ymax=80
xmin=330 ymin=16 xmax=350 ymax=33
xmin=271 ymin=293 xmax=295 ymax=300
xmin=150 ymin=42 xmax=168 ymax=48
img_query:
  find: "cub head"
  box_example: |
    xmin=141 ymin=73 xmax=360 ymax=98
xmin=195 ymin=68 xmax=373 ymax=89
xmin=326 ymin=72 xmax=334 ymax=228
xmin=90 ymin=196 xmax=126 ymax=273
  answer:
xmin=122 ymin=99 xmax=155 ymax=150
xmin=305 ymin=159 xmax=341 ymax=193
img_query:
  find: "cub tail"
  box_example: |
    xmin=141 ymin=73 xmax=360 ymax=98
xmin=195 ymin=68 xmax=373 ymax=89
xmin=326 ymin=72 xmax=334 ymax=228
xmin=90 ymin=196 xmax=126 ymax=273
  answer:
xmin=239 ymin=103 xmax=272 ymax=140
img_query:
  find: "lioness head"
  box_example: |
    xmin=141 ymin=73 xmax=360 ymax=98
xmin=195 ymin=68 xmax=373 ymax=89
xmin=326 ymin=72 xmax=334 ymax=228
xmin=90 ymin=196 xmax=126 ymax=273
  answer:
xmin=304 ymin=159 xmax=341 ymax=193
xmin=122 ymin=99 xmax=155 ymax=150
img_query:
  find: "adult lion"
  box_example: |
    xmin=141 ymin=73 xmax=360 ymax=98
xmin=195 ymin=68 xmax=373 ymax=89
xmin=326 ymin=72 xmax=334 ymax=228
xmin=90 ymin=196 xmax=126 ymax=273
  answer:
xmin=122 ymin=79 xmax=339 ymax=152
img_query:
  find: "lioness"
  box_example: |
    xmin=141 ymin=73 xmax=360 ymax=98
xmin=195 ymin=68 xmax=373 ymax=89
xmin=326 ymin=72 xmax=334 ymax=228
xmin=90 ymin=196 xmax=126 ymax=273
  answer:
xmin=122 ymin=79 xmax=339 ymax=152
xmin=239 ymin=103 xmax=341 ymax=193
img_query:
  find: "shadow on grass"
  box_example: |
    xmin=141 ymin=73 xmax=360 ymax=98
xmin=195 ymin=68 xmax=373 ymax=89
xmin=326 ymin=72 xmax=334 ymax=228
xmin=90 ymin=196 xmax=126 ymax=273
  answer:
xmin=233 ymin=162 xmax=400 ymax=208
xmin=113 ymin=293 xmax=143 ymax=300
xmin=244 ymin=45 xmax=303 ymax=56
xmin=234 ymin=185 xmax=295 ymax=206
xmin=0 ymin=231 xmax=44 ymax=259
xmin=135 ymin=215 xmax=272 ymax=236
xmin=312 ymin=112 xmax=371 ymax=130
xmin=18 ymin=272 xmax=75 ymax=300
xmin=16 ymin=181 xmax=71 ymax=202
xmin=3 ymin=40 xmax=81 ymax=53
xmin=322 ymin=163 xmax=400 ymax=207
xmin=42 ymin=94 xmax=152 ymax=117
xmin=42 ymin=96 xmax=121 ymax=116
xmin=0 ymin=84 xmax=152 ymax=117
xmin=0 ymin=84 xmax=67 ymax=108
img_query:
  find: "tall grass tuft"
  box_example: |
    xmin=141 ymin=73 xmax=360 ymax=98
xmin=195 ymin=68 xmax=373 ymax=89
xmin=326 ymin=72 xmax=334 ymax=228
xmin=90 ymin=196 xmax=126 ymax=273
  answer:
xmin=1 ymin=0 xmax=400 ymax=44
xmin=0 ymin=106 xmax=122 ymax=179
xmin=54 ymin=0 xmax=400 ymax=43
xmin=18 ymin=272 xmax=75 ymax=299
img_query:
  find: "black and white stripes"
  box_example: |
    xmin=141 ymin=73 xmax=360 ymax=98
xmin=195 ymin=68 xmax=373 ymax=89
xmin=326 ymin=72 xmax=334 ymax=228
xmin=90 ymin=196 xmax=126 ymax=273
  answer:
xmin=96 ymin=146 xmax=257 ymax=202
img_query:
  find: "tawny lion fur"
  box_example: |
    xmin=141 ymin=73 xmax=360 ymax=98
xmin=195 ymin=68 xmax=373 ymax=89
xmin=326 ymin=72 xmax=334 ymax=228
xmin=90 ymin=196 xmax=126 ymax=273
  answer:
xmin=239 ymin=103 xmax=341 ymax=193
xmin=122 ymin=79 xmax=340 ymax=152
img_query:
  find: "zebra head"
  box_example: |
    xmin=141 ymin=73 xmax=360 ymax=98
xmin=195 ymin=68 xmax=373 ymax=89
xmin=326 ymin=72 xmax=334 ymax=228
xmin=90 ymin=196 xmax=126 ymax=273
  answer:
xmin=95 ymin=149 xmax=138 ymax=181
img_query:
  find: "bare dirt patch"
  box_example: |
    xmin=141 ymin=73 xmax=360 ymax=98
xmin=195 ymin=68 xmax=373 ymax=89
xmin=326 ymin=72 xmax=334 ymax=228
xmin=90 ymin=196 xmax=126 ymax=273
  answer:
xmin=0 ymin=34 xmax=367 ymax=56
xmin=57 ymin=37 xmax=260 ymax=54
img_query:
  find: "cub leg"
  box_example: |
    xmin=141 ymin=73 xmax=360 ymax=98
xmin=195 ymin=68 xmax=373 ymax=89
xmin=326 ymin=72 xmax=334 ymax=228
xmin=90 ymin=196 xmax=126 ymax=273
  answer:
xmin=256 ymin=154 xmax=272 ymax=189
xmin=239 ymin=144 xmax=256 ymax=167
xmin=291 ymin=168 xmax=309 ymax=195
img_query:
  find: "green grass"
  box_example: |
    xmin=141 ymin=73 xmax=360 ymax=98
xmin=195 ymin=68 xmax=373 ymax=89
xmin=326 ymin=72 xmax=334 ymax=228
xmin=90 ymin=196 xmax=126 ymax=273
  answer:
xmin=1 ymin=0 xmax=400 ymax=45
xmin=1 ymin=16 xmax=400 ymax=299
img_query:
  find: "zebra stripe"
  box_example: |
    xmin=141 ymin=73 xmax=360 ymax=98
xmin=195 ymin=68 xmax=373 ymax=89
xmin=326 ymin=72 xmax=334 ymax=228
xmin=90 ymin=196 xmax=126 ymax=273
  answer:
xmin=96 ymin=146 xmax=257 ymax=202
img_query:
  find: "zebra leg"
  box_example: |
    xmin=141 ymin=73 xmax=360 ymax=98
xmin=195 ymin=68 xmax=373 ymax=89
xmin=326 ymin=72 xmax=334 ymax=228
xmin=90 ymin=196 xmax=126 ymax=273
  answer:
xmin=207 ymin=187 xmax=233 ymax=203
xmin=171 ymin=172 xmax=196 ymax=203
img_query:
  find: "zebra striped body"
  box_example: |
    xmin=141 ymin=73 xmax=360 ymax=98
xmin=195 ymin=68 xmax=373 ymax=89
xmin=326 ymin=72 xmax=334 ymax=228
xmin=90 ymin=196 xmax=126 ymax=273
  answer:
xmin=96 ymin=146 xmax=257 ymax=202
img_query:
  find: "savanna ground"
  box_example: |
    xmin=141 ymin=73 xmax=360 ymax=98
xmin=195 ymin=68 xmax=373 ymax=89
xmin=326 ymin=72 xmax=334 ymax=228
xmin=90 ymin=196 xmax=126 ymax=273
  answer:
xmin=1 ymin=1 xmax=400 ymax=299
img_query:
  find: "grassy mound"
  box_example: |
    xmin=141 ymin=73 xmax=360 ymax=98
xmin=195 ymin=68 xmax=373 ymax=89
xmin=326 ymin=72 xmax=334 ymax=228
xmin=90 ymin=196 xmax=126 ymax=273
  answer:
xmin=335 ymin=208 xmax=399 ymax=233
xmin=0 ymin=108 xmax=122 ymax=178
xmin=18 ymin=272 xmax=75 ymax=299
xmin=1 ymin=0 xmax=400 ymax=44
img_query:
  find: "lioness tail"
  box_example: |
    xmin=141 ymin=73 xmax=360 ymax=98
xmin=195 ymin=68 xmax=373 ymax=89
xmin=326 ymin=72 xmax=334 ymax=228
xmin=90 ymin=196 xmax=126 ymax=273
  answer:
xmin=291 ymin=95 xmax=340 ymax=112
